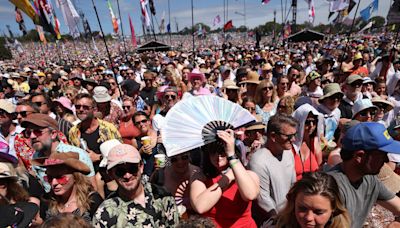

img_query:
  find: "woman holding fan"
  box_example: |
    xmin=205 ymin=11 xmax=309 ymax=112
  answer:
xmin=190 ymin=129 xmax=260 ymax=228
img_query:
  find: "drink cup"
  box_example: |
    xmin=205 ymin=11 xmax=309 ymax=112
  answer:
xmin=141 ymin=136 xmax=151 ymax=146
xmin=154 ymin=154 xmax=166 ymax=168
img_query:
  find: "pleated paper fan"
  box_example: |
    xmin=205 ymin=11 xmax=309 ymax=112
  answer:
xmin=162 ymin=95 xmax=256 ymax=157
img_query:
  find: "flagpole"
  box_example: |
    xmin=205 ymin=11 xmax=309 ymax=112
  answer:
xmin=168 ymin=0 xmax=172 ymax=45
xmin=116 ymin=0 xmax=128 ymax=56
xmin=191 ymin=0 xmax=195 ymax=53
xmin=347 ymin=0 xmax=361 ymax=38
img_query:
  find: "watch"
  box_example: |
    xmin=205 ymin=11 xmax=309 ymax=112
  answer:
xmin=227 ymin=154 xmax=238 ymax=161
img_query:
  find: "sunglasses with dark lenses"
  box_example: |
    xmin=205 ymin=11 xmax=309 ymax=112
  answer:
xmin=280 ymin=82 xmax=289 ymax=86
xmin=75 ymin=105 xmax=92 ymax=110
xmin=245 ymin=107 xmax=256 ymax=112
xmin=15 ymin=111 xmax=31 ymax=118
xmin=262 ymin=86 xmax=274 ymax=91
xmin=44 ymin=175 xmax=69 ymax=185
xmin=144 ymin=78 xmax=153 ymax=82
xmin=276 ymin=131 xmax=296 ymax=140
xmin=305 ymin=119 xmax=317 ymax=125
xmin=359 ymin=109 xmax=377 ymax=117
xmin=170 ymin=154 xmax=190 ymax=163
xmin=34 ymin=102 xmax=45 ymax=107
xmin=164 ymin=95 xmax=176 ymax=100
xmin=114 ymin=163 xmax=139 ymax=178
xmin=328 ymin=94 xmax=343 ymax=101
xmin=134 ymin=119 xmax=148 ymax=126
xmin=24 ymin=128 xmax=48 ymax=138
xmin=350 ymin=82 xmax=363 ymax=88
xmin=122 ymin=105 xmax=132 ymax=110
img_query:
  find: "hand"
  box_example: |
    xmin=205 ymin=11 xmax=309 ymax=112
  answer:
xmin=87 ymin=149 xmax=101 ymax=162
xmin=251 ymin=140 xmax=262 ymax=150
xmin=239 ymin=84 xmax=247 ymax=96
xmin=142 ymin=144 xmax=153 ymax=154
xmin=217 ymin=129 xmax=235 ymax=157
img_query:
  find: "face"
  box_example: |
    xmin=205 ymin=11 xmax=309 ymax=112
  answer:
xmin=304 ymin=113 xmax=317 ymax=135
xmin=144 ymin=77 xmax=153 ymax=88
xmin=311 ymin=78 xmax=321 ymax=87
xmin=262 ymin=84 xmax=274 ymax=98
xmin=108 ymin=79 xmax=117 ymax=91
xmin=134 ymin=115 xmax=150 ymax=134
xmin=273 ymin=123 xmax=296 ymax=150
xmin=289 ymin=69 xmax=300 ymax=83
xmin=323 ymin=93 xmax=342 ymax=111
xmin=110 ymin=163 xmax=142 ymax=192
xmin=375 ymin=83 xmax=386 ymax=95
xmin=170 ymin=153 xmax=190 ymax=174
xmin=0 ymin=109 xmax=12 ymax=126
xmin=46 ymin=172 xmax=75 ymax=196
xmin=354 ymin=108 xmax=377 ymax=122
xmin=295 ymin=193 xmax=333 ymax=228
xmin=374 ymin=103 xmax=387 ymax=121
xmin=26 ymin=127 xmax=55 ymax=154
xmin=31 ymin=95 xmax=50 ymax=114
xmin=75 ymin=98 xmax=95 ymax=121
xmin=73 ymin=78 xmax=82 ymax=87
xmin=346 ymin=80 xmax=362 ymax=97
xmin=122 ymin=100 xmax=135 ymax=116
xmin=243 ymin=101 xmax=256 ymax=115
xmin=163 ymin=92 xmax=178 ymax=109
xmin=278 ymin=78 xmax=289 ymax=93
xmin=360 ymin=150 xmax=388 ymax=175
xmin=209 ymin=150 xmax=228 ymax=170
xmin=191 ymin=78 xmax=202 ymax=89
xmin=362 ymin=83 xmax=374 ymax=93
xmin=65 ymin=89 xmax=76 ymax=101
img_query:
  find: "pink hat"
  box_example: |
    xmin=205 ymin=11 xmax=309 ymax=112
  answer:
xmin=107 ymin=144 xmax=141 ymax=170
xmin=188 ymin=69 xmax=206 ymax=82
xmin=54 ymin=97 xmax=74 ymax=113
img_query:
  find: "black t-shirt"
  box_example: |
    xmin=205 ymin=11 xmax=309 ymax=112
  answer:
xmin=140 ymin=87 xmax=157 ymax=107
xmin=81 ymin=127 xmax=101 ymax=154
xmin=339 ymin=99 xmax=353 ymax=119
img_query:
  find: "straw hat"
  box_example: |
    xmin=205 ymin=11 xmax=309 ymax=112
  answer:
xmin=261 ymin=63 xmax=273 ymax=71
xmin=222 ymin=79 xmax=239 ymax=90
xmin=318 ymin=83 xmax=343 ymax=101
xmin=0 ymin=162 xmax=18 ymax=180
xmin=246 ymin=115 xmax=266 ymax=131
xmin=377 ymin=163 xmax=400 ymax=194
xmin=371 ymin=97 xmax=394 ymax=113
xmin=239 ymin=71 xmax=260 ymax=85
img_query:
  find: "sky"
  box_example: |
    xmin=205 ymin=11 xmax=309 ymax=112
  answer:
xmin=0 ymin=0 xmax=393 ymax=37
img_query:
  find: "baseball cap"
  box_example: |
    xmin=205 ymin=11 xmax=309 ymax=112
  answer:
xmin=99 ymin=139 xmax=122 ymax=168
xmin=342 ymin=122 xmax=400 ymax=154
xmin=107 ymin=144 xmax=141 ymax=170
xmin=346 ymin=74 xmax=363 ymax=85
xmin=21 ymin=113 xmax=58 ymax=130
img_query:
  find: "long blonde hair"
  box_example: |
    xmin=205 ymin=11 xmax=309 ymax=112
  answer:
xmin=49 ymin=173 xmax=94 ymax=216
xmin=276 ymin=172 xmax=351 ymax=228
xmin=254 ymin=80 xmax=277 ymax=107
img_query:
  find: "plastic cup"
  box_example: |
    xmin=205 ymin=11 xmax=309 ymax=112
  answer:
xmin=154 ymin=154 xmax=166 ymax=168
xmin=141 ymin=136 xmax=151 ymax=146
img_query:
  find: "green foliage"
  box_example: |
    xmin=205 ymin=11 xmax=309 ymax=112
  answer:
xmin=0 ymin=37 xmax=12 ymax=60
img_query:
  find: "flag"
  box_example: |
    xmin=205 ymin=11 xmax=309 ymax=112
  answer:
xmin=36 ymin=25 xmax=47 ymax=44
xmin=213 ymin=15 xmax=221 ymax=27
xmin=159 ymin=11 xmax=165 ymax=33
xmin=129 ymin=15 xmax=137 ymax=48
xmin=83 ymin=19 xmax=92 ymax=39
xmin=329 ymin=0 xmax=349 ymax=12
xmin=140 ymin=0 xmax=151 ymax=28
xmin=9 ymin=0 xmax=40 ymax=24
xmin=372 ymin=0 xmax=379 ymax=12
xmin=261 ymin=0 xmax=271 ymax=4
xmin=33 ymin=0 xmax=59 ymax=38
xmin=283 ymin=22 xmax=291 ymax=39
xmin=55 ymin=0 xmax=80 ymax=38
xmin=387 ymin=0 xmax=400 ymax=25
xmin=342 ymin=0 xmax=356 ymax=16
xmin=223 ymin=20 xmax=233 ymax=31
xmin=107 ymin=0 xmax=119 ymax=34
xmin=307 ymin=0 xmax=315 ymax=23
xmin=92 ymin=36 xmax=99 ymax=53
xmin=175 ymin=20 xmax=179 ymax=32
xmin=15 ymin=7 xmax=27 ymax=35
xmin=360 ymin=21 xmax=373 ymax=32
xmin=196 ymin=24 xmax=203 ymax=36
xmin=360 ymin=0 xmax=378 ymax=22
xmin=167 ymin=23 xmax=171 ymax=33
xmin=149 ymin=0 xmax=156 ymax=15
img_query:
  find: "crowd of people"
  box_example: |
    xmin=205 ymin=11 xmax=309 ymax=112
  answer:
xmin=1 ymin=32 xmax=400 ymax=228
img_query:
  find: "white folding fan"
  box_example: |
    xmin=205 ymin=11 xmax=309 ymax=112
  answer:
xmin=161 ymin=95 xmax=256 ymax=157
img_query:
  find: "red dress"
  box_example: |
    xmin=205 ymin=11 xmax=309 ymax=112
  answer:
xmin=292 ymin=143 xmax=319 ymax=180
xmin=118 ymin=119 xmax=141 ymax=144
xmin=204 ymin=175 xmax=257 ymax=228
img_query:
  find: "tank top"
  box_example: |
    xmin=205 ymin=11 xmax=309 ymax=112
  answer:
xmin=292 ymin=141 xmax=319 ymax=180
xmin=203 ymin=175 xmax=257 ymax=228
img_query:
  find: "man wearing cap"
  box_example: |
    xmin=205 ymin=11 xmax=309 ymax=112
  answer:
xmin=0 ymin=99 xmax=18 ymax=165
xmin=272 ymin=61 xmax=285 ymax=79
xmin=328 ymin=122 xmax=400 ymax=228
xmin=93 ymin=144 xmax=179 ymax=227
xmin=158 ymin=86 xmax=180 ymax=117
xmin=339 ymin=74 xmax=364 ymax=120
xmin=21 ymin=113 xmax=95 ymax=193
xmin=93 ymin=86 xmax=123 ymax=126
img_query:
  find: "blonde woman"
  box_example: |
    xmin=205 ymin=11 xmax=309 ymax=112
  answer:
xmin=254 ymin=80 xmax=278 ymax=124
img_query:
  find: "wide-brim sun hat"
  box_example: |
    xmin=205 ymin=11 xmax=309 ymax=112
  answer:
xmin=371 ymin=97 xmax=394 ymax=113
xmin=222 ymin=79 xmax=239 ymax=90
xmin=352 ymin=98 xmax=378 ymax=118
xmin=318 ymin=83 xmax=343 ymax=101
xmin=239 ymin=71 xmax=261 ymax=85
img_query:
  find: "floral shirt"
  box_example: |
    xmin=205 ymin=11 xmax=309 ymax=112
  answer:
xmin=93 ymin=181 xmax=179 ymax=228
xmin=103 ymin=102 xmax=124 ymax=126
xmin=68 ymin=119 xmax=122 ymax=148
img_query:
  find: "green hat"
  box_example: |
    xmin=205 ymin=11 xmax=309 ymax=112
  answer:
xmin=306 ymin=71 xmax=321 ymax=84
xmin=345 ymin=74 xmax=363 ymax=85
xmin=318 ymin=83 xmax=343 ymax=101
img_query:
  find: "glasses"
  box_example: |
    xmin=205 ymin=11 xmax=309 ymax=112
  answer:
xmin=276 ymin=131 xmax=296 ymax=140
xmin=113 ymin=163 xmax=139 ymax=178
xmin=134 ymin=119 xmax=148 ymax=126
xmin=164 ymin=94 xmax=176 ymax=100
xmin=359 ymin=109 xmax=377 ymax=117
xmin=350 ymin=82 xmax=362 ymax=88
xmin=34 ymin=102 xmax=45 ymax=107
xmin=44 ymin=175 xmax=69 ymax=185
xmin=24 ymin=128 xmax=49 ymax=138
xmin=245 ymin=107 xmax=255 ymax=112
xmin=262 ymin=86 xmax=274 ymax=91
xmin=65 ymin=93 xmax=73 ymax=96
xmin=75 ymin=104 xmax=92 ymax=110
xmin=15 ymin=111 xmax=32 ymax=118
xmin=122 ymin=105 xmax=132 ymax=110
xmin=109 ymin=82 xmax=117 ymax=86
xmin=305 ymin=119 xmax=317 ymax=125
xmin=291 ymin=74 xmax=300 ymax=78
xmin=280 ymin=82 xmax=289 ymax=86
xmin=170 ymin=154 xmax=190 ymax=163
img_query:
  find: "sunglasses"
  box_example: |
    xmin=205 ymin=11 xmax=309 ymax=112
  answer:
xmin=113 ymin=163 xmax=139 ymax=178
xmin=75 ymin=104 xmax=92 ymax=110
xmin=305 ymin=119 xmax=317 ymax=125
xmin=170 ymin=154 xmax=190 ymax=163
xmin=245 ymin=107 xmax=255 ymax=112
xmin=15 ymin=111 xmax=32 ymax=118
xmin=262 ymin=86 xmax=274 ymax=91
xmin=291 ymin=74 xmax=300 ymax=78
xmin=44 ymin=175 xmax=69 ymax=185
xmin=164 ymin=94 xmax=176 ymax=100
xmin=350 ymin=82 xmax=362 ymax=88
xmin=34 ymin=102 xmax=45 ymax=107
xmin=276 ymin=131 xmax=296 ymax=140
xmin=24 ymin=128 xmax=49 ymax=138
xmin=109 ymin=82 xmax=117 ymax=86
xmin=359 ymin=109 xmax=377 ymax=117
xmin=134 ymin=119 xmax=148 ymax=126
xmin=280 ymin=82 xmax=289 ymax=86
xmin=122 ymin=105 xmax=132 ymax=110
xmin=144 ymin=78 xmax=153 ymax=82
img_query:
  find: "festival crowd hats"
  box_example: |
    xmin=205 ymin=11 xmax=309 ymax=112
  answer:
xmin=306 ymin=71 xmax=321 ymax=84
xmin=362 ymin=77 xmax=376 ymax=85
xmin=0 ymin=162 xmax=18 ymax=180
xmin=99 ymin=139 xmax=122 ymax=168
xmin=38 ymin=152 xmax=91 ymax=175
xmin=93 ymin=86 xmax=112 ymax=103
xmin=318 ymin=83 xmax=343 ymax=101
xmin=0 ymin=202 xmax=39 ymax=228
xmin=239 ymin=71 xmax=261 ymax=85
xmin=371 ymin=97 xmax=394 ymax=113
xmin=107 ymin=144 xmax=141 ymax=170
xmin=345 ymin=74 xmax=363 ymax=85
xmin=0 ymin=141 xmax=18 ymax=165
xmin=222 ymin=79 xmax=239 ymax=90
xmin=53 ymin=97 xmax=74 ymax=113
xmin=21 ymin=113 xmax=58 ymax=130
xmin=352 ymin=99 xmax=378 ymax=118
xmin=0 ymin=99 xmax=16 ymax=114
xmin=188 ymin=69 xmax=206 ymax=82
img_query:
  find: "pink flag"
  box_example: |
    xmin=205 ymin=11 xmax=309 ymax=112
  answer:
xmin=129 ymin=15 xmax=137 ymax=48
xmin=261 ymin=0 xmax=271 ymax=4
xmin=213 ymin=15 xmax=221 ymax=27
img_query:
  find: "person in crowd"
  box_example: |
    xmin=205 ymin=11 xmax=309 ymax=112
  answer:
xmin=375 ymin=78 xmax=389 ymax=100
xmin=30 ymin=92 xmax=56 ymax=119
xmin=0 ymin=99 xmax=18 ymax=165
xmin=53 ymin=96 xmax=76 ymax=125
xmin=118 ymin=97 xmax=141 ymax=144
xmin=21 ymin=113 xmax=95 ymax=192
xmin=69 ymin=93 xmax=122 ymax=172
xmin=361 ymin=77 xmax=377 ymax=99
xmin=287 ymin=66 xmax=302 ymax=97
xmin=221 ymin=79 xmax=240 ymax=104
xmin=328 ymin=122 xmax=400 ymax=228
xmin=242 ymin=97 xmax=257 ymax=117
xmin=39 ymin=152 xmax=102 ymax=222
xmin=0 ymin=162 xmax=30 ymax=205
xmin=190 ymin=129 xmax=260 ymax=227
xmin=93 ymin=86 xmax=123 ymax=126
xmin=302 ymin=71 xmax=323 ymax=101
xmin=254 ymin=80 xmax=278 ymax=124
xmin=372 ymin=96 xmax=395 ymax=127
xmin=158 ymin=86 xmax=180 ymax=116
xmin=292 ymin=104 xmax=324 ymax=180
xmin=121 ymin=79 xmax=149 ymax=113
xmin=276 ymin=95 xmax=295 ymax=116
xmin=339 ymin=74 xmax=364 ymax=121
xmin=249 ymin=115 xmax=297 ymax=226
xmin=64 ymin=87 xmax=78 ymax=103
xmin=107 ymin=77 xmax=121 ymax=100
xmin=239 ymin=71 xmax=261 ymax=100
xmin=69 ymin=74 xmax=88 ymax=94
xmin=188 ymin=69 xmax=209 ymax=96
xmin=82 ymin=78 xmax=98 ymax=95
xmin=39 ymin=213 xmax=93 ymax=228
xmin=276 ymin=172 xmax=351 ymax=228
xmin=93 ymin=144 xmax=179 ymax=227
xmin=352 ymin=98 xmax=379 ymax=122
xmin=140 ymin=71 xmax=158 ymax=113
xmin=276 ymin=75 xmax=291 ymax=99
xmin=132 ymin=111 xmax=157 ymax=177
xmin=260 ymin=63 xmax=273 ymax=82
xmin=243 ymin=117 xmax=266 ymax=166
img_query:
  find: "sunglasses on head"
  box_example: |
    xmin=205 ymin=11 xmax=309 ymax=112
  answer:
xmin=134 ymin=119 xmax=148 ymax=126
xmin=164 ymin=94 xmax=176 ymax=100
xmin=44 ymin=175 xmax=69 ymax=185
xmin=359 ymin=109 xmax=377 ymax=117
xmin=113 ymin=163 xmax=139 ymax=178
xmin=170 ymin=154 xmax=190 ymax=163
xmin=75 ymin=104 xmax=92 ymax=110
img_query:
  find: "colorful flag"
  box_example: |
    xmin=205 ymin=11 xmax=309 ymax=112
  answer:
xmin=307 ymin=0 xmax=315 ymax=23
xmin=223 ymin=20 xmax=233 ymax=31
xmin=140 ymin=0 xmax=151 ymax=28
xmin=167 ymin=23 xmax=171 ymax=33
xmin=360 ymin=0 xmax=378 ymax=22
xmin=213 ymin=15 xmax=221 ymax=27
xmin=9 ymin=0 xmax=40 ymax=24
xmin=15 ymin=7 xmax=27 ymax=35
xmin=129 ymin=15 xmax=137 ymax=48
xmin=107 ymin=0 xmax=119 ymax=34
xmin=329 ymin=0 xmax=349 ymax=12
xmin=261 ymin=0 xmax=271 ymax=4
xmin=55 ymin=0 xmax=80 ymax=38
xmin=283 ymin=22 xmax=291 ymax=39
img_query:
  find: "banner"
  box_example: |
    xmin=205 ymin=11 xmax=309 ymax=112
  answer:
xmin=129 ymin=15 xmax=137 ymax=48
xmin=55 ymin=0 xmax=80 ymax=38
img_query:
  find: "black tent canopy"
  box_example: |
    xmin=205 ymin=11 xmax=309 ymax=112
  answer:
xmin=136 ymin=41 xmax=171 ymax=53
xmin=288 ymin=29 xmax=325 ymax=42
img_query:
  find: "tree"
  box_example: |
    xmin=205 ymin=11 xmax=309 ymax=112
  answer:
xmin=370 ymin=16 xmax=385 ymax=29
xmin=0 ymin=37 xmax=12 ymax=60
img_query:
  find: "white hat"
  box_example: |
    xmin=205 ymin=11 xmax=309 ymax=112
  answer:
xmin=352 ymin=98 xmax=378 ymax=118
xmin=0 ymin=99 xmax=16 ymax=113
xmin=93 ymin=86 xmax=112 ymax=103
xmin=362 ymin=77 xmax=376 ymax=85
xmin=99 ymin=139 xmax=122 ymax=168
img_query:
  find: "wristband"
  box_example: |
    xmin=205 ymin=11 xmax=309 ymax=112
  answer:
xmin=227 ymin=154 xmax=238 ymax=161
xmin=229 ymin=159 xmax=239 ymax=168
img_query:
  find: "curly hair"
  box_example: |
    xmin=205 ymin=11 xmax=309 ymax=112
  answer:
xmin=276 ymin=172 xmax=351 ymax=228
